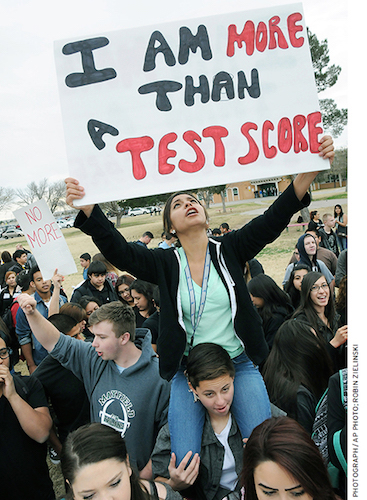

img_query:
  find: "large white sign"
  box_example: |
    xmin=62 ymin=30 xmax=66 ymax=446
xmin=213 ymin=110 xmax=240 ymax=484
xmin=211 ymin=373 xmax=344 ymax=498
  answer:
xmin=14 ymin=200 xmax=77 ymax=280
xmin=54 ymin=3 xmax=327 ymax=206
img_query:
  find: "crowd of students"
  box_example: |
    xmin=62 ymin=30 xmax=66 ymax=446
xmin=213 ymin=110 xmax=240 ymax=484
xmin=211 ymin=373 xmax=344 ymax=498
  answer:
xmin=0 ymin=135 xmax=349 ymax=500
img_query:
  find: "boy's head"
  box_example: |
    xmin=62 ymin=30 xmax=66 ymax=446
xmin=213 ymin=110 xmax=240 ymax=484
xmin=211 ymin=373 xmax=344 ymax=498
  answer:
xmin=322 ymin=213 xmax=335 ymax=229
xmin=80 ymin=253 xmax=91 ymax=269
xmin=185 ymin=343 xmax=235 ymax=390
xmin=89 ymin=301 xmax=136 ymax=341
xmin=48 ymin=313 xmax=81 ymax=339
xmin=87 ymin=261 xmax=107 ymax=289
xmin=13 ymin=249 xmax=27 ymax=265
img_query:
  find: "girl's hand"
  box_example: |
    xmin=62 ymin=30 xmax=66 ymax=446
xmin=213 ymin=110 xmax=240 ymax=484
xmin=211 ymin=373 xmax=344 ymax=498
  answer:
xmin=64 ymin=177 xmax=94 ymax=217
xmin=0 ymin=365 xmax=17 ymax=400
xmin=331 ymin=324 xmax=348 ymax=348
xmin=318 ymin=135 xmax=335 ymax=164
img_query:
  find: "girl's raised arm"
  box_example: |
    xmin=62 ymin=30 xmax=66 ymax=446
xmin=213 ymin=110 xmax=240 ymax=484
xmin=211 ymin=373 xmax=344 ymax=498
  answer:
xmin=65 ymin=177 xmax=94 ymax=218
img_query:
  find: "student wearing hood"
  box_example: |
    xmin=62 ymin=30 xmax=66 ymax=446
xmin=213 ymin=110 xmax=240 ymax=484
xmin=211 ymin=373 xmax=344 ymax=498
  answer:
xmin=283 ymin=233 xmax=334 ymax=292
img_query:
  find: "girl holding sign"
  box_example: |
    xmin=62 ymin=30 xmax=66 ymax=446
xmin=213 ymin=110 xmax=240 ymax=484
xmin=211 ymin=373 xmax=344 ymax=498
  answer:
xmin=65 ymin=135 xmax=334 ymax=466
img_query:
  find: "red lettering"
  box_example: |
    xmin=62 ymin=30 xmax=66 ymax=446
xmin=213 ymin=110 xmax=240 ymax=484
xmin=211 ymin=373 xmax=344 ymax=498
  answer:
xmin=27 ymin=231 xmax=38 ymax=249
xmin=238 ymin=123 xmax=259 ymax=165
xmin=287 ymin=13 xmax=304 ymax=48
xmin=179 ymin=131 xmax=205 ymax=173
xmin=202 ymin=126 xmax=228 ymax=166
xmin=116 ymin=136 xmax=154 ymax=180
xmin=227 ymin=12 xmax=302 ymax=56
xmin=293 ymin=115 xmax=308 ymax=153
xmin=262 ymin=120 xmax=277 ymax=159
xmin=158 ymin=132 xmax=177 ymax=175
xmin=25 ymin=206 xmax=42 ymax=225
xmin=278 ymin=118 xmax=293 ymax=153
xmin=227 ymin=21 xmax=255 ymax=57
xmin=256 ymin=22 xmax=268 ymax=52
xmin=269 ymin=16 xmax=289 ymax=50
xmin=307 ymin=112 xmax=323 ymax=153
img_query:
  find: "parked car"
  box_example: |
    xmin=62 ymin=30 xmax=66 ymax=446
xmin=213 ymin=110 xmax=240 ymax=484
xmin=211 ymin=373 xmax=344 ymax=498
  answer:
xmin=57 ymin=218 xmax=75 ymax=228
xmin=2 ymin=227 xmax=23 ymax=239
xmin=127 ymin=207 xmax=149 ymax=216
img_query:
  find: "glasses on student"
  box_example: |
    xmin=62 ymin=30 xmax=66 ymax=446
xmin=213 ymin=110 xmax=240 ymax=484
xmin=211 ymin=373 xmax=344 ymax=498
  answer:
xmin=311 ymin=283 xmax=329 ymax=292
xmin=0 ymin=348 xmax=11 ymax=359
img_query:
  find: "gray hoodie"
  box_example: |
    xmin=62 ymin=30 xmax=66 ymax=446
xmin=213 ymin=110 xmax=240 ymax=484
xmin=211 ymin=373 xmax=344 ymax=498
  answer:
xmin=51 ymin=329 xmax=171 ymax=471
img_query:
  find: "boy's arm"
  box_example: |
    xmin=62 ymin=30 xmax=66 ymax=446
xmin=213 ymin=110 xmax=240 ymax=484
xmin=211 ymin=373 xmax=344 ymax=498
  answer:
xmin=48 ymin=269 xmax=65 ymax=317
xmin=17 ymin=294 xmax=60 ymax=352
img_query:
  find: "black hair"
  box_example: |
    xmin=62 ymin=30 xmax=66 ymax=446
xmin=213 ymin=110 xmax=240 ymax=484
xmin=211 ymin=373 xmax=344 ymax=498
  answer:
xmin=13 ymin=249 xmax=26 ymax=261
xmin=48 ymin=314 xmax=78 ymax=335
xmin=142 ymin=231 xmax=153 ymax=238
xmin=211 ymin=228 xmax=221 ymax=236
xmin=87 ymin=260 xmax=107 ymax=276
xmin=247 ymin=274 xmax=293 ymax=324
xmin=220 ymin=222 xmax=230 ymax=230
xmin=78 ymin=295 xmax=102 ymax=309
xmin=16 ymin=269 xmax=32 ymax=291
xmin=80 ymin=252 xmax=91 ymax=261
xmin=284 ymin=263 xmax=311 ymax=309
xmin=185 ymin=343 xmax=235 ymax=389
xmin=29 ymin=266 xmax=41 ymax=282
xmin=61 ymin=423 xmax=150 ymax=500
xmin=262 ymin=319 xmax=333 ymax=420
xmin=334 ymin=204 xmax=344 ymax=218
xmin=1 ymin=251 xmax=12 ymax=263
xmin=129 ymin=279 xmax=157 ymax=316
xmin=292 ymin=272 xmax=336 ymax=341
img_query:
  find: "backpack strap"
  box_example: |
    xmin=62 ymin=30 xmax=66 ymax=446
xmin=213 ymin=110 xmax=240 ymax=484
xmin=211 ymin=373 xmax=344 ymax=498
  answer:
xmin=333 ymin=430 xmax=347 ymax=476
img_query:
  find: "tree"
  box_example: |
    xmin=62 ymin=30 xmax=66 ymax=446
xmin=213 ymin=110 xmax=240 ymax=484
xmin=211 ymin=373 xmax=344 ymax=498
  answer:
xmin=308 ymin=29 xmax=347 ymax=138
xmin=314 ymin=148 xmax=347 ymax=186
xmin=197 ymin=185 xmax=227 ymax=210
xmin=0 ymin=187 xmax=14 ymax=214
xmin=100 ymin=200 xmax=126 ymax=227
xmin=15 ymin=179 xmax=66 ymax=213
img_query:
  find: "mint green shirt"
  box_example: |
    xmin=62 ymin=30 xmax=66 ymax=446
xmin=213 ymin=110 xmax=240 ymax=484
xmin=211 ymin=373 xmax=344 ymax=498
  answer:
xmin=177 ymin=247 xmax=243 ymax=358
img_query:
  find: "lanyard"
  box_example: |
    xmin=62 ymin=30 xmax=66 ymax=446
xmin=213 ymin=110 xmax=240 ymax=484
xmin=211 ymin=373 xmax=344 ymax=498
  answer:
xmin=183 ymin=244 xmax=211 ymax=348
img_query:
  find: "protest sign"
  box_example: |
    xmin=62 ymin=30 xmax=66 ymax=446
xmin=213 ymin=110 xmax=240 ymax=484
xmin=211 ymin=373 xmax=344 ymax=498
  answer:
xmin=13 ymin=200 xmax=77 ymax=280
xmin=54 ymin=2 xmax=327 ymax=206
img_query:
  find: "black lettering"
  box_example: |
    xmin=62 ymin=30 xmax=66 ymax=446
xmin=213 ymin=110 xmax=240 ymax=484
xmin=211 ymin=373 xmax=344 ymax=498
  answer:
xmin=143 ymin=31 xmax=176 ymax=72
xmin=178 ymin=25 xmax=213 ymax=65
xmin=211 ymin=72 xmax=234 ymax=102
xmin=62 ymin=37 xmax=117 ymax=88
xmin=138 ymin=81 xmax=182 ymax=111
xmin=238 ymin=69 xmax=261 ymax=99
xmin=87 ymin=120 xmax=119 ymax=150
xmin=184 ymin=75 xmax=210 ymax=106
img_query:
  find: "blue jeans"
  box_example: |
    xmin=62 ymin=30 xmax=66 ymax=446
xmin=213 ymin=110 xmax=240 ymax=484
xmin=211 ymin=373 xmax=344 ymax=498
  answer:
xmin=337 ymin=235 xmax=347 ymax=251
xmin=168 ymin=351 xmax=271 ymax=464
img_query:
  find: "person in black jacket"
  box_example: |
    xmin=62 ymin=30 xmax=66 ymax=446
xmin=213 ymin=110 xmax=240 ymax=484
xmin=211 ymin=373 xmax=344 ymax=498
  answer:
xmin=262 ymin=319 xmax=333 ymax=434
xmin=64 ymin=135 xmax=335 ymax=465
xmin=71 ymin=261 xmax=118 ymax=304
xmin=247 ymin=274 xmax=294 ymax=351
xmin=0 ymin=250 xmax=16 ymax=287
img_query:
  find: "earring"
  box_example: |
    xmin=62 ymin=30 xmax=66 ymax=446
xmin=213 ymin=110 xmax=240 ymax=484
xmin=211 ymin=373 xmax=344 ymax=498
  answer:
xmin=189 ymin=388 xmax=199 ymax=403
xmin=171 ymin=229 xmax=176 ymax=234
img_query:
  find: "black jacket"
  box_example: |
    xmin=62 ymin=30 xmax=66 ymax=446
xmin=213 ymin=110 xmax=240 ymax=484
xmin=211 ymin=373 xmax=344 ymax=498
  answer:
xmin=75 ymin=182 xmax=309 ymax=381
xmin=71 ymin=277 xmax=118 ymax=304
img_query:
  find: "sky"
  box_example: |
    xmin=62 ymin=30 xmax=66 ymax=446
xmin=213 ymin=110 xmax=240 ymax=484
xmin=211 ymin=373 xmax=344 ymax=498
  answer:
xmin=1 ymin=0 xmax=347 ymax=201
